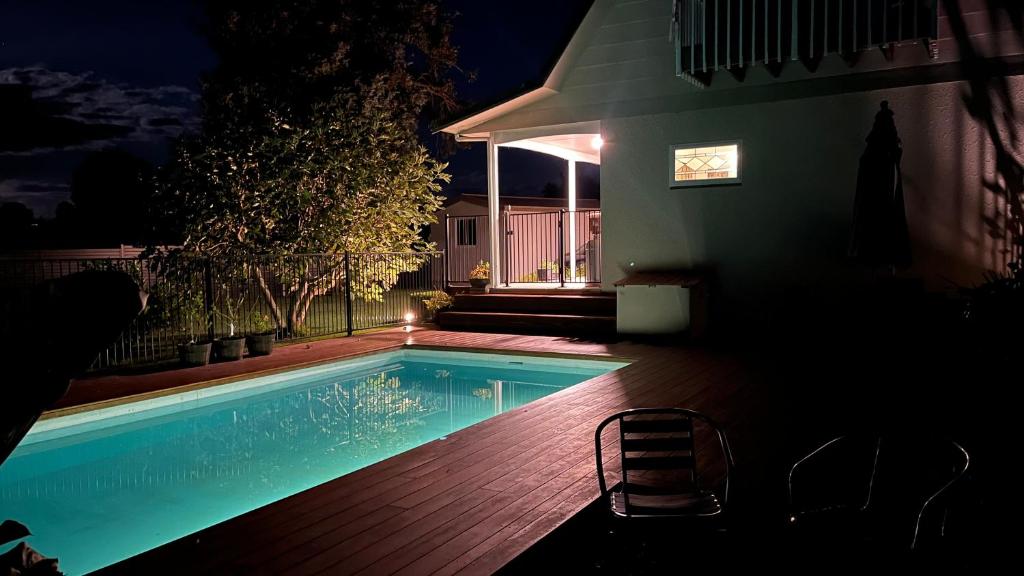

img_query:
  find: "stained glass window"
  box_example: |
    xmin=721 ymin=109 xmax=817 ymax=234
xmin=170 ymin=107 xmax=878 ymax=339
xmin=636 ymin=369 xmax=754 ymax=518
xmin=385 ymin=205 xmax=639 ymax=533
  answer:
xmin=671 ymin=142 xmax=740 ymax=186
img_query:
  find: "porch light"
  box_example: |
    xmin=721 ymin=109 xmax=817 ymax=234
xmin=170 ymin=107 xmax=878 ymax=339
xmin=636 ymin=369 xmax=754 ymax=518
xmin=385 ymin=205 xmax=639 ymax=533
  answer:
xmin=590 ymin=135 xmax=604 ymax=150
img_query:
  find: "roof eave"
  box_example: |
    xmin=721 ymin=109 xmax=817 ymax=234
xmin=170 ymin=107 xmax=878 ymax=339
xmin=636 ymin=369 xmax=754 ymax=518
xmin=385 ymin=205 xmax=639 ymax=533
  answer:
xmin=435 ymin=0 xmax=609 ymax=137
xmin=437 ymin=87 xmax=557 ymax=136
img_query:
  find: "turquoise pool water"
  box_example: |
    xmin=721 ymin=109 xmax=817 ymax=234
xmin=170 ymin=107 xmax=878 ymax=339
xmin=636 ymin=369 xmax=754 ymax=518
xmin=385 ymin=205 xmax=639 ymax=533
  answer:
xmin=0 ymin=349 xmax=626 ymax=575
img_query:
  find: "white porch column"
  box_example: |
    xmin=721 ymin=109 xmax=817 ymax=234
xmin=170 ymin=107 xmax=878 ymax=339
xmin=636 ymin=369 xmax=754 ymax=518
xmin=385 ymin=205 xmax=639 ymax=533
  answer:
xmin=486 ymin=137 xmax=501 ymax=284
xmin=568 ymin=159 xmax=577 ymax=282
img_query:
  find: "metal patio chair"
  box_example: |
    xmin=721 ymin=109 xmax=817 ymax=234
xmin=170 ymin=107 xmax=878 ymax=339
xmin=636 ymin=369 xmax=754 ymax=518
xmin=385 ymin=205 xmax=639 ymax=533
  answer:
xmin=787 ymin=434 xmax=970 ymax=555
xmin=594 ymin=408 xmax=735 ymax=522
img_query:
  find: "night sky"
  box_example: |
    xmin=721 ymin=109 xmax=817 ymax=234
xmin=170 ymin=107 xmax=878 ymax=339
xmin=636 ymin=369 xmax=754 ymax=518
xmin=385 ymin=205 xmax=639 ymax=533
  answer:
xmin=0 ymin=0 xmax=596 ymax=218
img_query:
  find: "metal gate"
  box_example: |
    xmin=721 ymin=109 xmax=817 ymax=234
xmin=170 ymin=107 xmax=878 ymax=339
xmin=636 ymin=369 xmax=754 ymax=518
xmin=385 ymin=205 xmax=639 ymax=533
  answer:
xmin=444 ymin=210 xmax=602 ymax=286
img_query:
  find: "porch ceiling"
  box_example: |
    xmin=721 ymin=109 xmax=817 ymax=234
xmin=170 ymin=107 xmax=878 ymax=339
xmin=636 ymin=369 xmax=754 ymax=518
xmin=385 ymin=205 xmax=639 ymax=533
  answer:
xmin=499 ymin=133 xmax=601 ymax=165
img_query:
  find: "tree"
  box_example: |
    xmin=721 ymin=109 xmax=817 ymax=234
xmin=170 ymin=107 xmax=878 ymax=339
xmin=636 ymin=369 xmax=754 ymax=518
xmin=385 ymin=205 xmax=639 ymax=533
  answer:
xmin=0 ymin=202 xmax=35 ymax=249
xmin=158 ymin=0 xmax=460 ymax=334
xmin=70 ymin=148 xmax=155 ymax=247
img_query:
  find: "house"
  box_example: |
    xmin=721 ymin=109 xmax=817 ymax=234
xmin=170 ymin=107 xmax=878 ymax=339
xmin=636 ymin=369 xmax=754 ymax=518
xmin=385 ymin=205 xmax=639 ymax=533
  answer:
xmin=438 ymin=0 xmax=1024 ymax=333
xmin=432 ymin=193 xmax=601 ymax=285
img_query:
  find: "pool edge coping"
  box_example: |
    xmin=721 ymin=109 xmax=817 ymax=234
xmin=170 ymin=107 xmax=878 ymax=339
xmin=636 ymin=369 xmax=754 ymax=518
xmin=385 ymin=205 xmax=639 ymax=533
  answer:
xmin=42 ymin=342 xmax=635 ymax=421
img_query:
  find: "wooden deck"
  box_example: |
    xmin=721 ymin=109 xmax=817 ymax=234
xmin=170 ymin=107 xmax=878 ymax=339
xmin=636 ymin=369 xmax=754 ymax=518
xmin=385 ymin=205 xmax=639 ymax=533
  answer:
xmin=75 ymin=328 xmax=760 ymax=575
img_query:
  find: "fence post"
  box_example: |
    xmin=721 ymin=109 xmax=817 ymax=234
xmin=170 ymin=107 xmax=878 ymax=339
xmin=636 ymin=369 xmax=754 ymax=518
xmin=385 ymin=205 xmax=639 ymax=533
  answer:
xmin=558 ymin=209 xmax=565 ymax=287
xmin=203 ymin=258 xmax=215 ymax=342
xmin=443 ymin=213 xmax=450 ymax=291
xmin=344 ymin=251 xmax=354 ymax=336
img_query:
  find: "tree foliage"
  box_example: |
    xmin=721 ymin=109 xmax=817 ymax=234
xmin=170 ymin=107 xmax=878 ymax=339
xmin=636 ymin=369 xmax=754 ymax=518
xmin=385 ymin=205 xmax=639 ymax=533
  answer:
xmin=165 ymin=88 xmax=447 ymax=257
xmin=0 ymin=202 xmax=35 ymax=250
xmin=70 ymin=148 xmax=156 ymax=247
xmin=157 ymin=0 xmax=460 ymax=334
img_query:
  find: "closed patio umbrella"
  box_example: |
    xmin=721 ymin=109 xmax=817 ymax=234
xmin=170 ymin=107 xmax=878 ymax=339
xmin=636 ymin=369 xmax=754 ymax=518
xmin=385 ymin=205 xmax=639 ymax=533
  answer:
xmin=849 ymin=101 xmax=912 ymax=271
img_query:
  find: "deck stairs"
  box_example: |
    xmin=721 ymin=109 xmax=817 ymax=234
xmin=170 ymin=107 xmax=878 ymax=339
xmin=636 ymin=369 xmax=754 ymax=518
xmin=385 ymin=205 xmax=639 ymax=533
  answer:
xmin=437 ymin=291 xmax=616 ymax=337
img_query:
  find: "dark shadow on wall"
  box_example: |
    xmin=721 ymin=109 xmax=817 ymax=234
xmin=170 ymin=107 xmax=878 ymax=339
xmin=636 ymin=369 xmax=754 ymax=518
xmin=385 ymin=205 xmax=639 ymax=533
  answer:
xmin=944 ymin=0 xmax=1024 ymax=264
xmin=711 ymin=1 xmax=1024 ymax=345
xmin=697 ymin=8 xmax=1024 ymax=566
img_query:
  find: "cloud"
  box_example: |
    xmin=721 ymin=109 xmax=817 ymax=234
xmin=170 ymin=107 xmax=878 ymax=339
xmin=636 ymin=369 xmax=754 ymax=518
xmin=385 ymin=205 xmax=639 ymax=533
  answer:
xmin=0 ymin=66 xmax=200 ymax=155
xmin=0 ymin=179 xmax=71 ymax=216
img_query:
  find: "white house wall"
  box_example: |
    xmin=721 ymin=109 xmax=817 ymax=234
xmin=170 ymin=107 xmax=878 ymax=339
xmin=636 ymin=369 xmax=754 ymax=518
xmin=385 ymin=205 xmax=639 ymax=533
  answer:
xmin=601 ymin=76 xmax=1024 ymax=327
xmin=442 ymin=0 xmax=1022 ymax=330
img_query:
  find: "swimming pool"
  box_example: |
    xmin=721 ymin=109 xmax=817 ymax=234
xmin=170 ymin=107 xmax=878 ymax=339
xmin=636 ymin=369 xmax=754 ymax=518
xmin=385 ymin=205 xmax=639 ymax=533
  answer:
xmin=0 ymin=348 xmax=626 ymax=575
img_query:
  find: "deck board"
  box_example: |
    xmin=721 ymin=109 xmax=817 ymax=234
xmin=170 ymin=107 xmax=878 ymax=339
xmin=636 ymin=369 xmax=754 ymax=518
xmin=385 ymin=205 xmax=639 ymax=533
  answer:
xmin=79 ymin=328 xmax=760 ymax=576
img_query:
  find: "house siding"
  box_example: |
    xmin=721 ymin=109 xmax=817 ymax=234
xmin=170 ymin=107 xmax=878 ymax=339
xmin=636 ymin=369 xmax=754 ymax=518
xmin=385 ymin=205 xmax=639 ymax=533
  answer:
xmin=471 ymin=0 xmax=1021 ymax=134
xmin=448 ymin=0 xmax=1022 ymax=331
xmin=601 ymin=76 xmax=1024 ymax=327
xmin=431 ymin=200 xmax=491 ymax=282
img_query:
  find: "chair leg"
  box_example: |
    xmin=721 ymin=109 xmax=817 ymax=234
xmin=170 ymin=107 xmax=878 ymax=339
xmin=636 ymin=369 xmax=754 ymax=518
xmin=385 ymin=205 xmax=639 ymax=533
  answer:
xmin=598 ymin=516 xmax=643 ymax=572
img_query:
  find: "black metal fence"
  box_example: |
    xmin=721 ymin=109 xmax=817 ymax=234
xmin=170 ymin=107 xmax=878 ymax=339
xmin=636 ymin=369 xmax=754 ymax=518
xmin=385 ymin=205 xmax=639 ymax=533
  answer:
xmin=0 ymin=252 xmax=443 ymax=372
xmin=444 ymin=210 xmax=602 ymax=286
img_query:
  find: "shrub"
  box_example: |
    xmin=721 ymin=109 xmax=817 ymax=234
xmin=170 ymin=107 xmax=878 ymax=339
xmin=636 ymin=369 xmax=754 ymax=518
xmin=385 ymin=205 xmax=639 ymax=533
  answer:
xmin=961 ymin=259 xmax=1024 ymax=359
xmin=422 ymin=291 xmax=454 ymax=318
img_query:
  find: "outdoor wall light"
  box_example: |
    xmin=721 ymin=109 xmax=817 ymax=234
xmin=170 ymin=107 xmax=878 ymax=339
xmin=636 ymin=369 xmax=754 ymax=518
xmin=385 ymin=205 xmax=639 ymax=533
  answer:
xmin=590 ymin=135 xmax=604 ymax=150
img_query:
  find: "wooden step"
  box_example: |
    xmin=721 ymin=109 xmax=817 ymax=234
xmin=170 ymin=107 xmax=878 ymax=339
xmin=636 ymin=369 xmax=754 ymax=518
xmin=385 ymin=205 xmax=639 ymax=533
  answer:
xmin=437 ymin=311 xmax=616 ymax=336
xmin=452 ymin=294 xmax=616 ymax=315
xmin=447 ymin=285 xmax=602 ymax=296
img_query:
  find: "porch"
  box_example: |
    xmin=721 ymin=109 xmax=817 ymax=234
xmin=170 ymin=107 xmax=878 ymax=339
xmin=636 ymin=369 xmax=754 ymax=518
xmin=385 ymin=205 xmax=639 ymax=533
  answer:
xmin=443 ymin=208 xmax=603 ymax=288
xmin=440 ymin=123 xmax=604 ymax=289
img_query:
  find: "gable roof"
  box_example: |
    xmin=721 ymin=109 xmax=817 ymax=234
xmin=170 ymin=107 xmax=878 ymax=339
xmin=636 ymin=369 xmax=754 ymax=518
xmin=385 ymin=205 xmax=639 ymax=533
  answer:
xmin=439 ymin=2 xmax=1018 ymax=139
xmin=437 ymin=1 xmax=605 ymax=136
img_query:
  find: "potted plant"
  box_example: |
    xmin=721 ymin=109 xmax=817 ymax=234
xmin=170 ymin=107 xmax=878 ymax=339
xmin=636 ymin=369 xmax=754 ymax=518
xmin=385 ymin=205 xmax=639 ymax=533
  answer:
xmin=246 ymin=310 xmax=276 ymax=356
xmin=180 ymin=338 xmax=212 ymax=366
xmin=536 ymin=259 xmax=559 ymax=282
xmin=213 ymin=291 xmax=246 ymax=361
xmin=179 ymin=292 xmax=212 ymax=367
xmin=469 ymin=260 xmax=490 ymax=289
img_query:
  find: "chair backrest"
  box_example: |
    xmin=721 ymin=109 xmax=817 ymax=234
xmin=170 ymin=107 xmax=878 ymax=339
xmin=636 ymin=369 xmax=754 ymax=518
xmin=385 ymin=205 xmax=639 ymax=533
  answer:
xmin=594 ymin=408 xmax=734 ymax=512
xmin=873 ymin=436 xmax=970 ymax=550
xmin=788 ymin=433 xmax=970 ymax=550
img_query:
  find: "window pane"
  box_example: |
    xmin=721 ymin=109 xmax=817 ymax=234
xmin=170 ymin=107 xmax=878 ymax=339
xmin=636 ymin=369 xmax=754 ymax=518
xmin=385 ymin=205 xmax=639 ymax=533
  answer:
xmin=457 ymin=219 xmax=477 ymax=246
xmin=673 ymin=143 xmax=739 ymax=183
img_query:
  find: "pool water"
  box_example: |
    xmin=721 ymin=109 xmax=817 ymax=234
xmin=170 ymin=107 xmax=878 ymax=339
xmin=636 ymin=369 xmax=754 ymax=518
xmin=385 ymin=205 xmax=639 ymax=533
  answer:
xmin=0 ymin=349 xmax=625 ymax=575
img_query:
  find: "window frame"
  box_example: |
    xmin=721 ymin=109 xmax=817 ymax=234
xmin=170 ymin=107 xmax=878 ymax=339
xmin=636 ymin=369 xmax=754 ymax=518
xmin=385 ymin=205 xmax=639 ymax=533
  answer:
xmin=669 ymin=140 xmax=742 ymax=188
xmin=456 ymin=218 xmax=477 ymax=246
